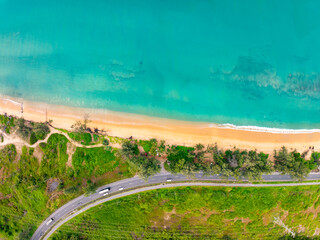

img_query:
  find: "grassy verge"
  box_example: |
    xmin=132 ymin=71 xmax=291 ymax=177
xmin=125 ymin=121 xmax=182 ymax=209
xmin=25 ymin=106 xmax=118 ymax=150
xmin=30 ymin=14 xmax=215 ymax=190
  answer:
xmin=50 ymin=185 xmax=320 ymax=239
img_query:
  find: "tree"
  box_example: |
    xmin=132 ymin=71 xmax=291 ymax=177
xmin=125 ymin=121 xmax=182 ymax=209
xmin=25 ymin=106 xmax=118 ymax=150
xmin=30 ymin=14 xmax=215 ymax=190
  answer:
xmin=195 ymin=143 xmax=204 ymax=151
xmin=127 ymin=155 xmax=161 ymax=180
xmin=71 ymin=114 xmax=91 ymax=133
xmin=274 ymin=147 xmax=316 ymax=181
xmin=121 ymin=141 xmax=139 ymax=157
xmin=311 ymin=152 xmax=320 ymax=166
xmin=16 ymin=118 xmax=31 ymax=140
xmin=84 ymin=180 xmax=97 ymax=196
xmin=166 ymin=146 xmax=197 ymax=176
xmin=240 ymin=151 xmax=272 ymax=181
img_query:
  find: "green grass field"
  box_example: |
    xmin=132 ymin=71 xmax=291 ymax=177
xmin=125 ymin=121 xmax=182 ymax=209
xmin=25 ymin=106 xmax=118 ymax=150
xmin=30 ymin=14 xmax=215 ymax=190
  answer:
xmin=51 ymin=186 xmax=320 ymax=239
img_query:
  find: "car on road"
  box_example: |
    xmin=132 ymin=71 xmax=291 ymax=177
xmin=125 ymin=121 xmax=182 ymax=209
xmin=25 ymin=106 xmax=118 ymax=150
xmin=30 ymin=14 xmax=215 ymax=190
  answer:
xmin=166 ymin=178 xmax=172 ymax=182
xmin=103 ymin=192 xmax=109 ymax=196
xmin=99 ymin=187 xmax=110 ymax=194
xmin=46 ymin=217 xmax=54 ymax=225
xmin=118 ymin=187 xmax=124 ymax=191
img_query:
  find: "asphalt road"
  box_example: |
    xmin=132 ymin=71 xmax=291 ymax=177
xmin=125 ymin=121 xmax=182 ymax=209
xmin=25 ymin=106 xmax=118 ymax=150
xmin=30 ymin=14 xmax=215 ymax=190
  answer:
xmin=32 ymin=172 xmax=320 ymax=240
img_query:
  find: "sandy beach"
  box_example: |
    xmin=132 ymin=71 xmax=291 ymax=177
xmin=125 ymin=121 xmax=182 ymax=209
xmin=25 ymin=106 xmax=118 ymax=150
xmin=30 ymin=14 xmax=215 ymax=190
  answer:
xmin=1 ymin=95 xmax=320 ymax=155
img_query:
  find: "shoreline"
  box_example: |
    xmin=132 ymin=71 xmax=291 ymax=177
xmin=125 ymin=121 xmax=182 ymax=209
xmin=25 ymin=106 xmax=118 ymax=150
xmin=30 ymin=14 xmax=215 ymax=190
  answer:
xmin=1 ymin=95 xmax=320 ymax=154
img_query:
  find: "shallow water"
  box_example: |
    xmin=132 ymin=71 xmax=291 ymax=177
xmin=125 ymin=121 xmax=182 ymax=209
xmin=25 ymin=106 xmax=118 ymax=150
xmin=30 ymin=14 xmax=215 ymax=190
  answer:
xmin=0 ymin=0 xmax=320 ymax=129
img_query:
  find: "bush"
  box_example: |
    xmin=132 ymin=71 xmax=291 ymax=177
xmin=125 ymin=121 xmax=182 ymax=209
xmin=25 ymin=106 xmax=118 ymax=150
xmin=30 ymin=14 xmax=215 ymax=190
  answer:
xmin=29 ymin=148 xmax=34 ymax=155
xmin=29 ymin=132 xmax=37 ymax=145
xmin=93 ymin=134 xmax=99 ymax=142
xmin=0 ymin=115 xmax=15 ymax=134
xmin=68 ymin=132 xmax=92 ymax=145
xmin=158 ymin=140 xmax=166 ymax=154
xmin=84 ymin=180 xmax=97 ymax=196
xmin=103 ymin=139 xmax=109 ymax=146
xmin=64 ymin=185 xmax=79 ymax=195
xmin=16 ymin=118 xmax=50 ymax=143
xmin=16 ymin=118 xmax=31 ymax=140
xmin=32 ymin=122 xmax=50 ymax=140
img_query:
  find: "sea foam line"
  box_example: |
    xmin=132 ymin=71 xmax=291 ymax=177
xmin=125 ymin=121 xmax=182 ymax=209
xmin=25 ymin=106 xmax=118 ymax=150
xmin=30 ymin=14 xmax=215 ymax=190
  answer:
xmin=214 ymin=123 xmax=320 ymax=134
xmin=2 ymin=97 xmax=22 ymax=106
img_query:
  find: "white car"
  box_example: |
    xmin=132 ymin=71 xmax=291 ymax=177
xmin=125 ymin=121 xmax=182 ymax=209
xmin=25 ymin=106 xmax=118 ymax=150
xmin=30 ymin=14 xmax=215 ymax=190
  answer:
xmin=166 ymin=178 xmax=172 ymax=182
xmin=118 ymin=187 xmax=124 ymax=191
xmin=103 ymin=192 xmax=109 ymax=196
xmin=46 ymin=218 xmax=54 ymax=225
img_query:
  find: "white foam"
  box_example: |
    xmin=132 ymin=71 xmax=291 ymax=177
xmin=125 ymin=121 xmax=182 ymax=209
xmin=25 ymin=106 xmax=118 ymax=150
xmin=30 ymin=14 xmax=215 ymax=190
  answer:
xmin=212 ymin=123 xmax=320 ymax=134
xmin=3 ymin=98 xmax=22 ymax=106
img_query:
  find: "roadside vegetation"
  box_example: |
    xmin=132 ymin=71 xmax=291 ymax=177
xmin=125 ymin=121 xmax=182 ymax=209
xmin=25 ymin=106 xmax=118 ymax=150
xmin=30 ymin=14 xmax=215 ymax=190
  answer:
xmin=162 ymin=144 xmax=316 ymax=181
xmin=1 ymin=114 xmax=320 ymax=238
xmin=132 ymin=138 xmax=318 ymax=181
xmin=120 ymin=141 xmax=161 ymax=180
xmin=51 ymin=186 xmax=320 ymax=239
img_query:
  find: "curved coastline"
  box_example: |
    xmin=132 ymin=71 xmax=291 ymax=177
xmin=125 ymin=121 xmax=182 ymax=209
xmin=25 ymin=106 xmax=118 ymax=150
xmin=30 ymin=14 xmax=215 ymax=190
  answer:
xmin=1 ymin=95 xmax=320 ymax=154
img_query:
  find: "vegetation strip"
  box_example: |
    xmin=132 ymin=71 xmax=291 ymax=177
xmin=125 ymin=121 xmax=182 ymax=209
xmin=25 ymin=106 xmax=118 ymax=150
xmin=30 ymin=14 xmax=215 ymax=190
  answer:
xmin=49 ymin=184 xmax=320 ymax=239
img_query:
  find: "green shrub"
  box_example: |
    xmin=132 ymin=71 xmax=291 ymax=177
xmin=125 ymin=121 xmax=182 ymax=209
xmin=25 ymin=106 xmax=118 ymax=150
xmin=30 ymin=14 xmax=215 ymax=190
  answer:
xmin=32 ymin=122 xmax=50 ymax=140
xmin=84 ymin=180 xmax=97 ymax=196
xmin=64 ymin=185 xmax=79 ymax=195
xmin=68 ymin=132 xmax=92 ymax=145
xmin=108 ymin=136 xmax=126 ymax=144
xmin=139 ymin=140 xmax=153 ymax=153
xmin=29 ymin=132 xmax=37 ymax=145
xmin=103 ymin=139 xmax=109 ymax=146
xmin=0 ymin=115 xmax=15 ymax=134
xmin=28 ymin=148 xmax=34 ymax=155
xmin=93 ymin=134 xmax=99 ymax=142
xmin=16 ymin=118 xmax=49 ymax=143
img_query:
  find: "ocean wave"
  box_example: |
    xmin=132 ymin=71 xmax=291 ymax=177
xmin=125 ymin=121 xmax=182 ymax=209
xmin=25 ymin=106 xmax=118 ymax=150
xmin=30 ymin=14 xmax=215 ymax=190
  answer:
xmin=212 ymin=123 xmax=320 ymax=134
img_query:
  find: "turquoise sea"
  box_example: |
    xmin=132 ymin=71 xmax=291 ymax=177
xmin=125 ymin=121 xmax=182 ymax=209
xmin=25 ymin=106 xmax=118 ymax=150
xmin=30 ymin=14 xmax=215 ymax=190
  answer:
xmin=1 ymin=0 xmax=320 ymax=129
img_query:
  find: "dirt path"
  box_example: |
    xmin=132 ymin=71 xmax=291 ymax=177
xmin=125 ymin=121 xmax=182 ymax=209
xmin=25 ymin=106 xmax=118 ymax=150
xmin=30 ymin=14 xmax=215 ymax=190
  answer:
xmin=0 ymin=126 xmax=121 ymax=150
